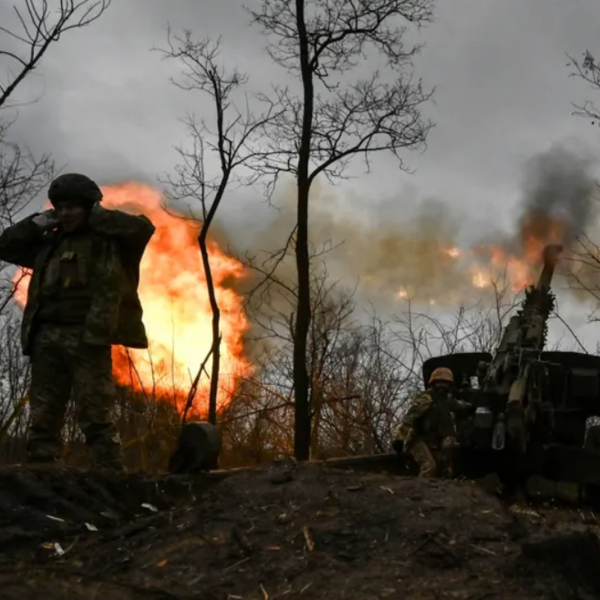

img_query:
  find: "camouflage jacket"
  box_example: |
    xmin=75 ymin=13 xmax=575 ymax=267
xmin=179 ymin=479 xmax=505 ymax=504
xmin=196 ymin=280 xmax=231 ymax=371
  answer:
xmin=0 ymin=205 xmax=155 ymax=355
xmin=395 ymin=390 xmax=472 ymax=443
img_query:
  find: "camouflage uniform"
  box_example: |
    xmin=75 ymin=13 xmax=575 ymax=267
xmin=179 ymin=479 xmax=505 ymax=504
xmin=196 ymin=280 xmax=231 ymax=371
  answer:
xmin=0 ymin=174 xmax=155 ymax=469
xmin=29 ymin=325 xmax=121 ymax=467
xmin=395 ymin=389 xmax=472 ymax=478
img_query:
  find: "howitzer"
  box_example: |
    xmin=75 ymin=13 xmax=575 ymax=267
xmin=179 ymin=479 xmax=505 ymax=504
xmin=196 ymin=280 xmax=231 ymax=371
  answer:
xmin=257 ymin=242 xmax=600 ymax=504
xmin=420 ymin=245 xmax=600 ymax=499
xmin=473 ymin=244 xmax=562 ymax=456
xmin=300 ymin=245 xmax=600 ymax=504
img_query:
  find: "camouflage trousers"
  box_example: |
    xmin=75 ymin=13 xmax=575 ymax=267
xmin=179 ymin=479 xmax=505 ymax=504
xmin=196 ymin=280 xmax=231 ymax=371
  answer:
xmin=27 ymin=324 xmax=123 ymax=470
xmin=410 ymin=439 xmax=452 ymax=478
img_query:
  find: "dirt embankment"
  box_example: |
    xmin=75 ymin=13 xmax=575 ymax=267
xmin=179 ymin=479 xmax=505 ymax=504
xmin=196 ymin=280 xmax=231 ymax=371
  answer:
xmin=0 ymin=463 xmax=599 ymax=600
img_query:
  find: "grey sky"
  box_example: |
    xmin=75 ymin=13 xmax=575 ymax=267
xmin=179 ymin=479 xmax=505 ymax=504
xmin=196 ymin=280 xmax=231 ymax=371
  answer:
xmin=2 ymin=0 xmax=598 ymax=211
xmin=2 ymin=0 xmax=600 ymax=348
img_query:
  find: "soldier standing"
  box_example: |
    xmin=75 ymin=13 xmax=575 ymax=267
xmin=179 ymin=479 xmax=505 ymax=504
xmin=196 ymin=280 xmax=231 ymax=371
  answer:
xmin=0 ymin=174 xmax=155 ymax=470
xmin=394 ymin=367 xmax=473 ymax=478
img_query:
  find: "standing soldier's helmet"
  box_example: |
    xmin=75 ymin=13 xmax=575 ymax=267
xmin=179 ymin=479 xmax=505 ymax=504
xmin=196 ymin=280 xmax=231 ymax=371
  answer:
xmin=48 ymin=173 xmax=103 ymax=207
xmin=429 ymin=367 xmax=454 ymax=385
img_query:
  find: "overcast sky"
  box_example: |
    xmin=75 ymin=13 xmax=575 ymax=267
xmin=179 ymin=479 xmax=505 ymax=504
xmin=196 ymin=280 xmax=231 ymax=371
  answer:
xmin=2 ymin=0 xmax=600 ymax=348
xmin=1 ymin=0 xmax=597 ymax=214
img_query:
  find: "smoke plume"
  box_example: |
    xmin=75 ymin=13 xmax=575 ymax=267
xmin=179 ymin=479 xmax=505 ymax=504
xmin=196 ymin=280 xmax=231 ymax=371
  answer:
xmin=516 ymin=144 xmax=597 ymax=253
xmin=238 ymin=143 xmax=600 ymax=310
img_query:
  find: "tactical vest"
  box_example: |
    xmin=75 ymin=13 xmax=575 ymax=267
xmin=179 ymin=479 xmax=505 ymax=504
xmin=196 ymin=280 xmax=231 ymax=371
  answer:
xmin=415 ymin=393 xmax=457 ymax=440
xmin=36 ymin=233 xmax=95 ymax=325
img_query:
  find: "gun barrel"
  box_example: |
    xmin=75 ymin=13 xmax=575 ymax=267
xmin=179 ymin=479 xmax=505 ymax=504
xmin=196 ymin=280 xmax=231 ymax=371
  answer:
xmin=536 ymin=244 xmax=563 ymax=290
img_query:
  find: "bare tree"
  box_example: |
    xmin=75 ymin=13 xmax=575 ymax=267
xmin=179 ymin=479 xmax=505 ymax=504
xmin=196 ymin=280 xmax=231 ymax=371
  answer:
xmin=0 ymin=1 xmax=112 ymax=444
xmin=0 ymin=316 xmax=31 ymax=461
xmin=568 ymin=50 xmax=600 ymax=124
xmin=0 ymin=0 xmax=111 ymax=108
xmin=565 ymin=51 xmax=600 ymax=335
xmin=156 ymin=31 xmax=281 ymax=424
xmin=239 ymin=240 xmax=412 ymax=458
xmin=391 ymin=296 xmax=518 ymax=366
xmin=249 ymin=0 xmax=435 ymax=459
xmin=0 ymin=0 xmax=113 ymax=283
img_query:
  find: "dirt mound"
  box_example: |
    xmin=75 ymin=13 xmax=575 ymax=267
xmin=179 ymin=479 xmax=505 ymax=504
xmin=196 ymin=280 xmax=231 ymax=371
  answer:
xmin=0 ymin=465 xmax=214 ymax=560
xmin=1 ymin=463 xmax=599 ymax=599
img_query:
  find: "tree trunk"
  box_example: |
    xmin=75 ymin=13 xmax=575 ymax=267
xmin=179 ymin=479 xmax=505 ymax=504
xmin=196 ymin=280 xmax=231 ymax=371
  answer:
xmin=310 ymin=381 xmax=323 ymax=458
xmin=293 ymin=0 xmax=313 ymax=461
xmin=198 ymin=232 xmax=221 ymax=425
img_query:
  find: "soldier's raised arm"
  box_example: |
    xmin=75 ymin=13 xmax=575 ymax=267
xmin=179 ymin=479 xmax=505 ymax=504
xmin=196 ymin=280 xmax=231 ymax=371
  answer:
xmin=0 ymin=211 xmax=57 ymax=268
xmin=88 ymin=205 xmax=156 ymax=259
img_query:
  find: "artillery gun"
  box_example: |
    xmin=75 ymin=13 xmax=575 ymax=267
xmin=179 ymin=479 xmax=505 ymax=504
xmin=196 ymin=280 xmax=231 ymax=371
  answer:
xmin=422 ymin=244 xmax=600 ymax=499
xmin=176 ymin=244 xmax=600 ymax=506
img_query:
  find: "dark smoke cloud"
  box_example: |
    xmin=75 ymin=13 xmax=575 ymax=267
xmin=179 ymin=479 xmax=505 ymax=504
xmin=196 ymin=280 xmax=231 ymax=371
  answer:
xmin=230 ymin=144 xmax=600 ymax=310
xmin=517 ymin=144 xmax=597 ymax=252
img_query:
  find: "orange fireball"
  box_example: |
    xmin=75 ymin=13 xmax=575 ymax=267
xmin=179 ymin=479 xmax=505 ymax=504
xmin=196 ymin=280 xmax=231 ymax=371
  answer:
xmin=482 ymin=212 xmax=569 ymax=291
xmin=13 ymin=182 xmax=252 ymax=415
xmin=431 ymin=213 xmax=571 ymax=297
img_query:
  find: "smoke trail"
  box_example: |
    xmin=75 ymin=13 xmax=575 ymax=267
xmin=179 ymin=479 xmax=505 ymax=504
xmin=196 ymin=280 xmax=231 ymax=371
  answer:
xmin=517 ymin=144 xmax=597 ymax=252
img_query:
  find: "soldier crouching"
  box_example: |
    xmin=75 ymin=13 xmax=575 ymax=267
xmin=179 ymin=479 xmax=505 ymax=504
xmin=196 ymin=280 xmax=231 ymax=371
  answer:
xmin=393 ymin=367 xmax=474 ymax=478
xmin=0 ymin=174 xmax=155 ymax=470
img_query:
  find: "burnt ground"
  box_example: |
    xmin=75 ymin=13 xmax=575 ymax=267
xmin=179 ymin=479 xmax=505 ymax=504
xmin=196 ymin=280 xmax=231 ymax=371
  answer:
xmin=0 ymin=463 xmax=600 ymax=600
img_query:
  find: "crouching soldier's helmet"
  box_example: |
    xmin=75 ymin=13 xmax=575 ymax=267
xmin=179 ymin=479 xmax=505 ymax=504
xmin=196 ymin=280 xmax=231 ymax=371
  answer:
xmin=48 ymin=173 xmax=103 ymax=208
xmin=428 ymin=367 xmax=454 ymax=386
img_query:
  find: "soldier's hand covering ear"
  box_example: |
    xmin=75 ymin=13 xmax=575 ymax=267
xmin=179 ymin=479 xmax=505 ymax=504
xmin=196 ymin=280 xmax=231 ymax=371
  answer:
xmin=32 ymin=209 xmax=59 ymax=231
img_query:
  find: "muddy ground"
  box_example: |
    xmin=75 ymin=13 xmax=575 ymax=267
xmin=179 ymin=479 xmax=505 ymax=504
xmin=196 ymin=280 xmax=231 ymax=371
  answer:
xmin=0 ymin=463 xmax=599 ymax=600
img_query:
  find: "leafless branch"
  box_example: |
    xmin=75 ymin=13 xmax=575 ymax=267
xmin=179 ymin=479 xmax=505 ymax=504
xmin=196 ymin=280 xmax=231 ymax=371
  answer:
xmin=247 ymin=0 xmax=435 ymax=460
xmin=567 ymin=50 xmax=600 ymax=124
xmin=155 ymin=30 xmax=284 ymax=424
xmin=0 ymin=0 xmax=112 ymax=109
xmin=248 ymin=0 xmax=435 ymax=184
xmin=0 ymin=119 xmax=52 ymax=225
